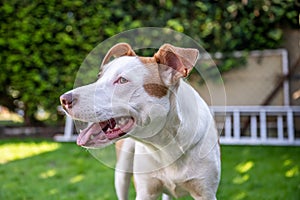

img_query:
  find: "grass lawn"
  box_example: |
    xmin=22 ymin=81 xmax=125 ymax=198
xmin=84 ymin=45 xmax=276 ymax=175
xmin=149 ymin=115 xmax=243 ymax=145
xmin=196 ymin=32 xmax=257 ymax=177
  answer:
xmin=0 ymin=139 xmax=299 ymax=200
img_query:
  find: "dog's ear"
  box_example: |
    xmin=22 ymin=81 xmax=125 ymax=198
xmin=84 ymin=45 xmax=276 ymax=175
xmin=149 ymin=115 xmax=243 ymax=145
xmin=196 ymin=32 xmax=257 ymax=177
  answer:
xmin=101 ymin=43 xmax=136 ymax=67
xmin=154 ymin=44 xmax=199 ymax=86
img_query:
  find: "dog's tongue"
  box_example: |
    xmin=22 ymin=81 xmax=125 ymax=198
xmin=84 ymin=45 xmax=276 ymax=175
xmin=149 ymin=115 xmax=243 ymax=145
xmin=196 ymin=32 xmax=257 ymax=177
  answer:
xmin=76 ymin=117 xmax=134 ymax=147
xmin=77 ymin=123 xmax=105 ymax=146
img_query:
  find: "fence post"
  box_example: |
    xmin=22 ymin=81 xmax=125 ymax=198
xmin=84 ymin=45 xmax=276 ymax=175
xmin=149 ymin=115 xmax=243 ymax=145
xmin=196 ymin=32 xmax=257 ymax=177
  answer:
xmin=287 ymin=110 xmax=294 ymax=143
xmin=250 ymin=115 xmax=257 ymax=140
xmin=54 ymin=115 xmax=77 ymax=142
xmin=260 ymin=110 xmax=267 ymax=142
xmin=225 ymin=115 xmax=232 ymax=139
xmin=233 ymin=110 xmax=240 ymax=140
xmin=277 ymin=115 xmax=284 ymax=141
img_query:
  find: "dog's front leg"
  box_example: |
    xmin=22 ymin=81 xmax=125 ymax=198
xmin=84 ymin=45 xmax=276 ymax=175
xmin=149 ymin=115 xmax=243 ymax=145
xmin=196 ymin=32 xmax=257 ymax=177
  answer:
xmin=134 ymin=174 xmax=163 ymax=200
xmin=115 ymin=138 xmax=135 ymax=200
xmin=115 ymin=170 xmax=132 ymax=200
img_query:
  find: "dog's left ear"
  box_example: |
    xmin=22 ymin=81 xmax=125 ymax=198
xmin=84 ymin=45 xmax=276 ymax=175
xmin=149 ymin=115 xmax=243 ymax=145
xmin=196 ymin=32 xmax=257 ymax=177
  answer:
xmin=154 ymin=44 xmax=199 ymax=86
xmin=101 ymin=43 xmax=136 ymax=67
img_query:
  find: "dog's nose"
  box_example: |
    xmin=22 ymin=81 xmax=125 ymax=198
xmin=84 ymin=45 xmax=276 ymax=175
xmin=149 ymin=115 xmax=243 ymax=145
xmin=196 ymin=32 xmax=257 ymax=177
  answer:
xmin=60 ymin=93 xmax=76 ymax=109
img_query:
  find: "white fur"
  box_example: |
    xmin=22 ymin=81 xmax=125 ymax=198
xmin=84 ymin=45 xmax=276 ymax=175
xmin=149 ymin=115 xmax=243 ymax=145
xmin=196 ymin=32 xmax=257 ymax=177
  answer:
xmin=62 ymin=54 xmax=220 ymax=200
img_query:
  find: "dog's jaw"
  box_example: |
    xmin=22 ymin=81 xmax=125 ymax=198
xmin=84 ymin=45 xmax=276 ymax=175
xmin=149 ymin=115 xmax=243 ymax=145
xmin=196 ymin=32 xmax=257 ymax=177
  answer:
xmin=77 ymin=116 xmax=135 ymax=148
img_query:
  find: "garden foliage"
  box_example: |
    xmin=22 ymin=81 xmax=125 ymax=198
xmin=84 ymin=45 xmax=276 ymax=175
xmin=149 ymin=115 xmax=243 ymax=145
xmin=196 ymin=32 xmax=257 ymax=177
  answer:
xmin=0 ymin=0 xmax=298 ymax=124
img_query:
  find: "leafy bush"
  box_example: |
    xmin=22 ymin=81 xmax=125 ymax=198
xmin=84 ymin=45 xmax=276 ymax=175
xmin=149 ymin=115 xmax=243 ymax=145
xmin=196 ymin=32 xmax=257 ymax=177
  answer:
xmin=0 ymin=0 xmax=298 ymax=124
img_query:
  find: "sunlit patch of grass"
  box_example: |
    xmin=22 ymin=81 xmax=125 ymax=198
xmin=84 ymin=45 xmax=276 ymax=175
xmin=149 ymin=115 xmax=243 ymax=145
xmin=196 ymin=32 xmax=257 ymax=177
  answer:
xmin=0 ymin=139 xmax=119 ymax=200
xmin=233 ymin=191 xmax=247 ymax=200
xmin=0 ymin=141 xmax=61 ymax=164
xmin=283 ymin=159 xmax=293 ymax=167
xmin=0 ymin=139 xmax=299 ymax=200
xmin=235 ymin=161 xmax=254 ymax=173
xmin=232 ymin=161 xmax=254 ymax=185
xmin=40 ymin=169 xmax=57 ymax=179
xmin=232 ymin=174 xmax=250 ymax=184
xmin=283 ymin=158 xmax=299 ymax=178
xmin=69 ymin=174 xmax=85 ymax=184
xmin=285 ymin=166 xmax=299 ymax=178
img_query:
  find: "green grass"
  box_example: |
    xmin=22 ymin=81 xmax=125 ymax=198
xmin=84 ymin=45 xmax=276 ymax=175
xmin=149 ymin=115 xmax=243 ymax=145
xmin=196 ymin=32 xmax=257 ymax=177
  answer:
xmin=0 ymin=139 xmax=299 ymax=200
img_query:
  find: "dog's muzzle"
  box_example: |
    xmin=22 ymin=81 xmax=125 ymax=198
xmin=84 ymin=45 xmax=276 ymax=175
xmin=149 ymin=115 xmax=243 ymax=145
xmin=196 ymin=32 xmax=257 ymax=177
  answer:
xmin=60 ymin=92 xmax=135 ymax=148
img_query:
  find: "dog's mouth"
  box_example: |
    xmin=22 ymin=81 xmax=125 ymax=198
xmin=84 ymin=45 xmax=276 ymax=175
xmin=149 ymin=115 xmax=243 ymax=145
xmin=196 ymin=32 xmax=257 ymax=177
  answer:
xmin=77 ymin=116 xmax=135 ymax=148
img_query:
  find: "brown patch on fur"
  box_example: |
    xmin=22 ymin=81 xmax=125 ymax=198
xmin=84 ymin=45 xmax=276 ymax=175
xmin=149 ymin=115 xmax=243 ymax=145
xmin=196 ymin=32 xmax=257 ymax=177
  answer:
xmin=115 ymin=140 xmax=124 ymax=160
xmin=182 ymin=179 xmax=204 ymax=198
xmin=143 ymin=83 xmax=168 ymax=98
xmin=138 ymin=57 xmax=169 ymax=98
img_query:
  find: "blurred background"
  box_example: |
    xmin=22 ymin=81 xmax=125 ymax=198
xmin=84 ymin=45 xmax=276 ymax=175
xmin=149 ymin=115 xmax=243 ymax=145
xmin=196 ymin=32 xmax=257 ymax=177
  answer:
xmin=0 ymin=0 xmax=299 ymax=199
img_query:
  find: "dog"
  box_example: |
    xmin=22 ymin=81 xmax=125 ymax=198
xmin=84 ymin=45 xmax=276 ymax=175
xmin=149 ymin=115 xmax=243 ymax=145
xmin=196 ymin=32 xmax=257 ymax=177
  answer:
xmin=60 ymin=43 xmax=220 ymax=200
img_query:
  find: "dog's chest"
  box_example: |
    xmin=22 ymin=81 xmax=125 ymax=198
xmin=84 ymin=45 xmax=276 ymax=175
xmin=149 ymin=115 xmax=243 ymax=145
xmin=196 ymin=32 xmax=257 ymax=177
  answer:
xmin=153 ymin=166 xmax=191 ymax=197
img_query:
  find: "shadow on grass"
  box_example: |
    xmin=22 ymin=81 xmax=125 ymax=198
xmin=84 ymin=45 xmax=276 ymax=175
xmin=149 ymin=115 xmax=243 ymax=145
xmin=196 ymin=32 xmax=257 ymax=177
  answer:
xmin=0 ymin=139 xmax=120 ymax=200
xmin=1 ymin=139 xmax=299 ymax=200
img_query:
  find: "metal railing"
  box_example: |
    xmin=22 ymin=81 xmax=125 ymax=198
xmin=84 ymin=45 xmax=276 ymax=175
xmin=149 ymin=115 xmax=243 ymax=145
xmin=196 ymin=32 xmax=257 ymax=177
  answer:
xmin=57 ymin=106 xmax=300 ymax=146
xmin=211 ymin=106 xmax=300 ymax=146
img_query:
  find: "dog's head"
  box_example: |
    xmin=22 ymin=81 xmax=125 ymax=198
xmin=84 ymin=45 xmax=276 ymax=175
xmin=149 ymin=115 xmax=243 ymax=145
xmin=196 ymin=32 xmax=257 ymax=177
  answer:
xmin=60 ymin=43 xmax=199 ymax=148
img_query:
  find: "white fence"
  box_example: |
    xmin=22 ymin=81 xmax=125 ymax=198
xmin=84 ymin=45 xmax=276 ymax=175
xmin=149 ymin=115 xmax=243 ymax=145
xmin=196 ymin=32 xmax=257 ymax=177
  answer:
xmin=54 ymin=114 xmax=77 ymax=142
xmin=211 ymin=106 xmax=300 ymax=146
xmin=57 ymin=106 xmax=300 ymax=146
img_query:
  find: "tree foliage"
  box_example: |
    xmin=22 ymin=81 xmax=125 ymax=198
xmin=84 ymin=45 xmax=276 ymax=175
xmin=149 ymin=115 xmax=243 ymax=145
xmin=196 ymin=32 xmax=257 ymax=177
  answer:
xmin=0 ymin=0 xmax=298 ymax=124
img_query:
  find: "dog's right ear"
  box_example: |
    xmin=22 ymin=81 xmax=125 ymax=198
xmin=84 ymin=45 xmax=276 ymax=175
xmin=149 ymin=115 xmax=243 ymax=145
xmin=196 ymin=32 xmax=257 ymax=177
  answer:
xmin=101 ymin=43 xmax=136 ymax=67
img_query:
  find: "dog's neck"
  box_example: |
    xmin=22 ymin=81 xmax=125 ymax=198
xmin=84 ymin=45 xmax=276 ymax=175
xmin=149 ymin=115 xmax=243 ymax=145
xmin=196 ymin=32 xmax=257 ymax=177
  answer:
xmin=134 ymin=80 xmax=206 ymax=162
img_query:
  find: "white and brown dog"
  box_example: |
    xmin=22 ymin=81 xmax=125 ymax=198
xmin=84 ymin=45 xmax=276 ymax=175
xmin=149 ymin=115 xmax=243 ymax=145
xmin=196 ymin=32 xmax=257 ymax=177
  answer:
xmin=60 ymin=43 xmax=220 ymax=200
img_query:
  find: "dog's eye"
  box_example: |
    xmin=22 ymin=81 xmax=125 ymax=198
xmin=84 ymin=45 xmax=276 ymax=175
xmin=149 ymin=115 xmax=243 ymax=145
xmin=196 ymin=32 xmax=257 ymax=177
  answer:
xmin=115 ymin=77 xmax=129 ymax=84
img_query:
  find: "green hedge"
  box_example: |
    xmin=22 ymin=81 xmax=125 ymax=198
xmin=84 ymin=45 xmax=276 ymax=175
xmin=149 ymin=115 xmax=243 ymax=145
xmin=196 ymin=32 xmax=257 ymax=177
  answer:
xmin=0 ymin=0 xmax=298 ymax=124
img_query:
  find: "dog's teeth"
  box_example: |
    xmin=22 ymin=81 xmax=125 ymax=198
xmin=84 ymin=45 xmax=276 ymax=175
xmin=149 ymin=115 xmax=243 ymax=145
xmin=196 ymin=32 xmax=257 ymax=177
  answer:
xmin=90 ymin=135 xmax=94 ymax=140
xmin=118 ymin=118 xmax=126 ymax=125
xmin=121 ymin=117 xmax=126 ymax=123
xmin=116 ymin=117 xmax=130 ymax=127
